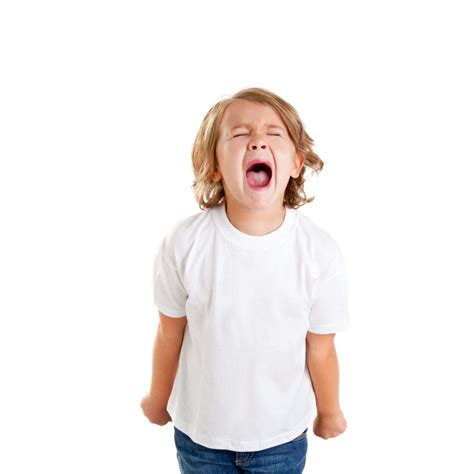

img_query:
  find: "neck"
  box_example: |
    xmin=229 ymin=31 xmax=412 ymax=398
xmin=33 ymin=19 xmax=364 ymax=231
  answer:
xmin=224 ymin=201 xmax=286 ymax=236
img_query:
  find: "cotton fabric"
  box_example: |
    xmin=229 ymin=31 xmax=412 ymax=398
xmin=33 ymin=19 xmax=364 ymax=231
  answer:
xmin=153 ymin=203 xmax=350 ymax=451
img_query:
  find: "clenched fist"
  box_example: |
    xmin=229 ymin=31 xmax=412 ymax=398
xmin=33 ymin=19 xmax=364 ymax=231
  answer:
xmin=141 ymin=393 xmax=172 ymax=426
xmin=313 ymin=409 xmax=347 ymax=439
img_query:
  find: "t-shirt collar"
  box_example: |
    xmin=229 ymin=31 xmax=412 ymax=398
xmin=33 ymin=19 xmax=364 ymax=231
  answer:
xmin=211 ymin=202 xmax=297 ymax=251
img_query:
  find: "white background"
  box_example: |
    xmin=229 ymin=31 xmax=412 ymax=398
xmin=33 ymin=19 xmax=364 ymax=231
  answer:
xmin=1 ymin=0 xmax=473 ymax=472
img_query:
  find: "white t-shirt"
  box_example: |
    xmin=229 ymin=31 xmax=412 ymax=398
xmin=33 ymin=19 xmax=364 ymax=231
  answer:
xmin=153 ymin=202 xmax=350 ymax=451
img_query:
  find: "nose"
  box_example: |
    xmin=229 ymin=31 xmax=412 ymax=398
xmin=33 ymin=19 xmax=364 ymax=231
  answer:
xmin=248 ymin=134 xmax=267 ymax=151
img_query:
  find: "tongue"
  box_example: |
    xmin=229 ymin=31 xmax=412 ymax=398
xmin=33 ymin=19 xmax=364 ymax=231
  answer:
xmin=246 ymin=170 xmax=271 ymax=187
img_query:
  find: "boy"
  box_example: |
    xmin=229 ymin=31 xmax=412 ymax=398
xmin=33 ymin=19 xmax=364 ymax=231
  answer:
xmin=141 ymin=87 xmax=350 ymax=473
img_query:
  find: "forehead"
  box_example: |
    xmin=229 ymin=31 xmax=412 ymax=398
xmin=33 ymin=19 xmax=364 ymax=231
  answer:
xmin=220 ymin=99 xmax=285 ymax=131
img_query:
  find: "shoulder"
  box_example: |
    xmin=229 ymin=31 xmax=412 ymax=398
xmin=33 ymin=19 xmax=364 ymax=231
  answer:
xmin=158 ymin=208 xmax=212 ymax=260
xmin=296 ymin=209 xmax=343 ymax=259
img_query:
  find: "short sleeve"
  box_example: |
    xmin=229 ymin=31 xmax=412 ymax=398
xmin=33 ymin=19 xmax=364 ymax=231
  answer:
xmin=153 ymin=239 xmax=188 ymax=318
xmin=308 ymin=244 xmax=350 ymax=334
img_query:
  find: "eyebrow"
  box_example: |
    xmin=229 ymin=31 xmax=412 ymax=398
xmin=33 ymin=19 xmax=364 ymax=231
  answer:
xmin=229 ymin=122 xmax=285 ymax=132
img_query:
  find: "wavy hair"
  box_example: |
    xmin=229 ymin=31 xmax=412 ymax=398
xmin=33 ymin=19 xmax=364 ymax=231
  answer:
xmin=191 ymin=87 xmax=324 ymax=210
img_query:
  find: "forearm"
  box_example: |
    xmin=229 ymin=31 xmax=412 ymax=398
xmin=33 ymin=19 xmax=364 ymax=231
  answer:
xmin=306 ymin=344 xmax=341 ymax=415
xmin=149 ymin=328 xmax=184 ymax=409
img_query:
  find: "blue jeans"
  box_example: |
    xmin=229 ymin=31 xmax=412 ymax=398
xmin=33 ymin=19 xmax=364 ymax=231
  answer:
xmin=174 ymin=426 xmax=308 ymax=473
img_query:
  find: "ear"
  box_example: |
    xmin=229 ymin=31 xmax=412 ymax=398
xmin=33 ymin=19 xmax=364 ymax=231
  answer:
xmin=212 ymin=168 xmax=222 ymax=182
xmin=290 ymin=151 xmax=305 ymax=178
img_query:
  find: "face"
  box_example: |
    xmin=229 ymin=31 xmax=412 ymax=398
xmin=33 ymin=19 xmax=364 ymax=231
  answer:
xmin=213 ymin=99 xmax=304 ymax=211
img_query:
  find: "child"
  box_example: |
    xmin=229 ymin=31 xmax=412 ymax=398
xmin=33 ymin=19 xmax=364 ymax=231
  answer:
xmin=141 ymin=87 xmax=350 ymax=473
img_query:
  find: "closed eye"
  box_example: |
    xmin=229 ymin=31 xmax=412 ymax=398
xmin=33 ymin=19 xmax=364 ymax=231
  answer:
xmin=233 ymin=133 xmax=281 ymax=138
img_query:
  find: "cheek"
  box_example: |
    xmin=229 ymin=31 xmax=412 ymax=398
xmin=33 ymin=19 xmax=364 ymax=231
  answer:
xmin=273 ymin=139 xmax=293 ymax=154
xmin=217 ymin=152 xmax=242 ymax=179
xmin=219 ymin=140 xmax=241 ymax=157
xmin=227 ymin=141 xmax=244 ymax=155
xmin=221 ymin=145 xmax=245 ymax=167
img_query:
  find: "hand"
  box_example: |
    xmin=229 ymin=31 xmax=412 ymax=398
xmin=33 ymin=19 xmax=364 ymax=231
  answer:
xmin=140 ymin=393 xmax=172 ymax=426
xmin=312 ymin=409 xmax=347 ymax=439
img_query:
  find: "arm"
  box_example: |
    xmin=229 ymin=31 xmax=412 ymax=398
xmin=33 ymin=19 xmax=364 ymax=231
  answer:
xmin=306 ymin=331 xmax=347 ymax=438
xmin=306 ymin=332 xmax=341 ymax=415
xmin=141 ymin=311 xmax=187 ymax=424
xmin=150 ymin=311 xmax=187 ymax=405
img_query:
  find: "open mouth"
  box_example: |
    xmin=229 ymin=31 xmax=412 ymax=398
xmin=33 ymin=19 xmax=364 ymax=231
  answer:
xmin=245 ymin=162 xmax=273 ymax=189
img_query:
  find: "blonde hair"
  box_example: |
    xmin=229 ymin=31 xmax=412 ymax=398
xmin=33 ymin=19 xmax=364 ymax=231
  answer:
xmin=191 ymin=87 xmax=324 ymax=210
